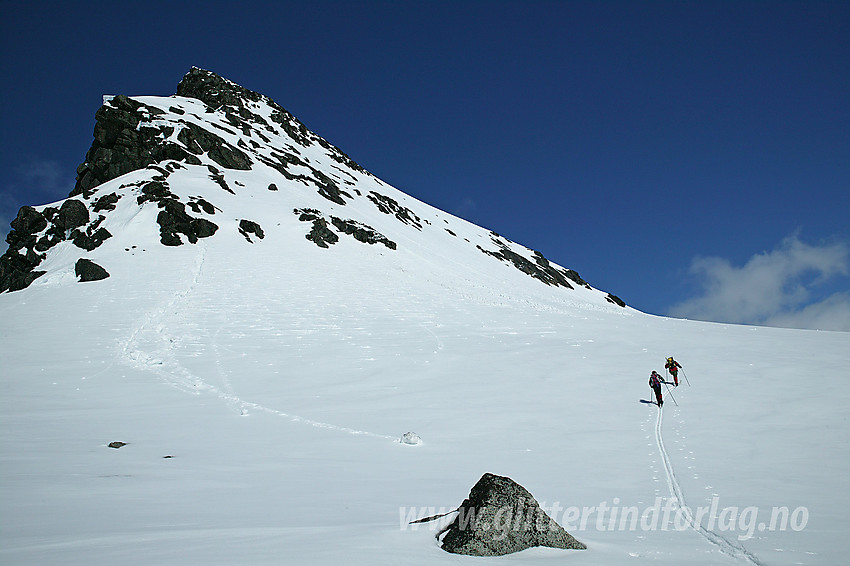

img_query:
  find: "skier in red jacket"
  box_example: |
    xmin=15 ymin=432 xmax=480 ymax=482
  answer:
xmin=649 ymin=371 xmax=663 ymax=407
xmin=665 ymin=357 xmax=682 ymax=386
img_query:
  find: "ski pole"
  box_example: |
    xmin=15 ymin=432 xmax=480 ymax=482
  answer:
xmin=663 ymin=381 xmax=678 ymax=406
xmin=681 ymin=368 xmax=691 ymax=386
xmin=667 ymin=367 xmax=678 ymax=387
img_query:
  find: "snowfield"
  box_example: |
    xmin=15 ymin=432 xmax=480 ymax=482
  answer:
xmin=1 ymin=221 xmax=847 ymax=565
xmin=1 ymin=71 xmax=848 ymax=565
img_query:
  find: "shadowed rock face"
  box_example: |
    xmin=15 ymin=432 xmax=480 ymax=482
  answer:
xmin=71 ymin=67 xmax=276 ymax=200
xmin=71 ymin=95 xmax=203 ymax=198
xmin=440 ymin=473 xmax=586 ymax=556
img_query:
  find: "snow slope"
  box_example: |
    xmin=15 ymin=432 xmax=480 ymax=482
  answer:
xmin=1 ymin=70 xmax=848 ymax=565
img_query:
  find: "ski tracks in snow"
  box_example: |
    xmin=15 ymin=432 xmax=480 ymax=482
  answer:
xmin=208 ymin=326 xmax=396 ymax=440
xmin=653 ymin=404 xmax=766 ymax=565
xmin=120 ymin=247 xmax=209 ymax=391
xmin=118 ymin=245 xmax=397 ymax=442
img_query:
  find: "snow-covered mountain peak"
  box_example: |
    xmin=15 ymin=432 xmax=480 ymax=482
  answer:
xmin=0 ymin=69 xmax=625 ymax=311
xmin=2 ymin=69 xmax=847 ymax=566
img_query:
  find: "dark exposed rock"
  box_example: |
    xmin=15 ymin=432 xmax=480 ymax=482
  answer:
xmin=367 ymin=191 xmax=422 ymax=230
xmin=187 ymin=197 xmax=217 ymax=215
xmin=312 ymin=169 xmax=352 ymax=205
xmin=0 ymin=250 xmax=46 ymax=293
xmin=92 ymin=192 xmax=120 ymax=212
xmin=75 ymin=258 xmax=110 ymax=282
xmin=1 ymin=206 xmax=51 ymax=292
xmin=177 ymin=67 xmax=263 ymax=112
xmin=2 ymin=198 xmax=117 ymax=291
xmin=206 ymin=165 xmax=235 ymax=194
xmin=177 ymin=68 xmax=372 ymax=205
xmin=210 ymin=121 xmax=237 ymax=136
xmin=439 ymin=473 xmax=585 ymax=556
xmin=176 ymin=68 xmax=372 ymax=180
xmin=34 ymin=231 xmax=64 ymax=253
xmin=156 ymin=200 xmax=219 ymax=246
xmin=477 ymin=234 xmax=587 ymax=290
xmin=295 ymin=208 xmax=322 ymax=222
xmin=71 ymin=225 xmax=112 ymax=252
xmin=107 ymin=441 xmax=127 ymax=449
xmin=176 ymin=122 xmax=251 ymax=171
xmin=72 ymin=95 xmax=201 ymax=197
xmin=294 ymin=208 xmax=395 ymax=250
xmin=136 ymin=180 xmax=175 ymax=206
xmin=479 ymin=243 xmax=572 ymax=289
xmin=4 ymin=230 xmax=36 ymax=255
xmin=532 ymin=251 xmax=589 ymax=288
xmin=238 ymin=219 xmax=265 ymax=243
xmin=605 ymin=293 xmax=626 ymax=307
xmin=255 ymin=153 xmax=318 ymax=192
xmin=3 ymin=69 xmax=607 ymax=302
xmin=9 ymin=206 xmax=47 ymax=235
xmin=330 ymin=217 xmax=396 ymax=250
xmin=305 ymin=217 xmax=339 ymax=248
xmin=269 ymin=109 xmax=313 ymax=147
xmin=318 ymin=137 xmax=368 ymax=175
xmin=178 ymin=67 xmax=311 ymax=153
xmin=57 ymin=199 xmax=90 ymax=232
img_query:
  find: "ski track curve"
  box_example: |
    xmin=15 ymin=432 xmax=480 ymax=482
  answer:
xmin=118 ymin=245 xmax=397 ymax=442
xmin=654 ymin=403 xmax=767 ymax=566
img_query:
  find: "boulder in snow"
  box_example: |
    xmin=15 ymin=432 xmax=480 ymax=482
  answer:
xmin=75 ymin=258 xmax=110 ymax=282
xmin=439 ymin=473 xmax=585 ymax=556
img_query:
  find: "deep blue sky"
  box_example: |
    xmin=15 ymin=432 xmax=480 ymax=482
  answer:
xmin=2 ymin=1 xmax=848 ymax=329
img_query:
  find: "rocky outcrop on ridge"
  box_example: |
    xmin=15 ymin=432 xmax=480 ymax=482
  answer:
xmin=71 ymin=95 xmax=202 ymax=198
xmin=295 ymin=208 xmax=396 ymax=250
xmin=0 ymin=199 xmax=115 ymax=293
xmin=478 ymin=233 xmax=590 ymax=290
xmin=1 ymin=68 xmax=624 ymax=306
xmin=367 ymin=191 xmax=423 ymax=230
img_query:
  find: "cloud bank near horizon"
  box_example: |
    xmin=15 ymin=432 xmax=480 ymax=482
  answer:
xmin=669 ymin=234 xmax=850 ymax=332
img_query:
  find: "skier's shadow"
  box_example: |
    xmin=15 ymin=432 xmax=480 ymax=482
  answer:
xmin=639 ymin=399 xmax=658 ymax=405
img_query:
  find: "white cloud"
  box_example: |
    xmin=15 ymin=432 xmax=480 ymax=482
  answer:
xmin=764 ymin=291 xmax=850 ymax=332
xmin=668 ymin=234 xmax=850 ymax=331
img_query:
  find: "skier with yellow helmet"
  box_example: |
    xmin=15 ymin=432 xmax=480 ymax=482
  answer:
xmin=665 ymin=357 xmax=682 ymax=386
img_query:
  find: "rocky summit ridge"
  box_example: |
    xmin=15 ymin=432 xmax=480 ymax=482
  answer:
xmin=0 ymin=67 xmax=625 ymax=308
